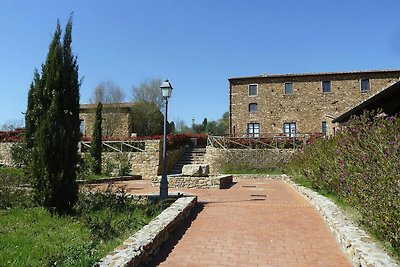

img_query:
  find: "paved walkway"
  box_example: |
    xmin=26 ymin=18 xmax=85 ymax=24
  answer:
xmin=90 ymin=178 xmax=351 ymax=267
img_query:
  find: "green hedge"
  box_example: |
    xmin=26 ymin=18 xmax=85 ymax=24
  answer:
xmin=287 ymin=112 xmax=400 ymax=254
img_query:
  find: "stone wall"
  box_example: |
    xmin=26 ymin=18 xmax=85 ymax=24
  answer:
xmin=230 ymin=71 xmax=400 ymax=136
xmin=152 ymin=175 xmax=233 ymax=189
xmin=101 ymin=140 xmax=185 ymax=180
xmin=204 ymin=146 xmax=294 ymax=174
xmin=0 ymin=142 xmax=15 ymax=166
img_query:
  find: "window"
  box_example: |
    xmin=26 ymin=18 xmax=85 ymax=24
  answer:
xmin=79 ymin=119 xmax=85 ymax=135
xmin=247 ymin=123 xmax=260 ymax=138
xmin=360 ymin=79 xmax=370 ymax=92
xmin=322 ymin=81 xmax=331 ymax=93
xmin=322 ymin=121 xmax=327 ymax=135
xmin=284 ymin=82 xmax=293 ymax=95
xmin=283 ymin=122 xmax=296 ymax=137
xmin=248 ymin=84 xmax=258 ymax=96
xmin=249 ymin=103 xmax=257 ymax=112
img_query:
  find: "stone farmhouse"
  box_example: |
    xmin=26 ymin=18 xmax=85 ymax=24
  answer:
xmin=228 ymin=70 xmax=400 ymax=137
xmin=79 ymin=102 xmax=135 ymax=138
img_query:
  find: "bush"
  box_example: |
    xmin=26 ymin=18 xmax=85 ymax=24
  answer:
xmin=76 ymin=153 xmax=94 ymax=180
xmin=0 ymin=167 xmax=32 ymax=209
xmin=10 ymin=142 xmax=31 ymax=168
xmin=287 ymin=111 xmax=400 ymax=254
xmin=75 ymin=186 xmax=162 ymax=241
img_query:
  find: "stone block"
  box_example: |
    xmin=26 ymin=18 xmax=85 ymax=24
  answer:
xmin=182 ymin=164 xmax=209 ymax=177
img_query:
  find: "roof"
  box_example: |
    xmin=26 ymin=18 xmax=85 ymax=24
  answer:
xmin=229 ymin=69 xmax=400 ymax=81
xmin=80 ymin=102 xmax=136 ymax=110
xmin=332 ymin=81 xmax=400 ymax=123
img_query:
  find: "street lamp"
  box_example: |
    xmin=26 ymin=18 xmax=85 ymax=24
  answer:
xmin=160 ymin=79 xmax=173 ymax=200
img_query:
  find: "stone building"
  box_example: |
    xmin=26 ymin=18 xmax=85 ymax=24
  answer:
xmin=229 ymin=70 xmax=400 ymax=136
xmin=79 ymin=102 xmax=135 ymax=138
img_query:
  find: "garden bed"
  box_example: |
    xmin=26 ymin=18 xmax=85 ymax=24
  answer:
xmin=0 ymin=189 xmax=163 ymax=266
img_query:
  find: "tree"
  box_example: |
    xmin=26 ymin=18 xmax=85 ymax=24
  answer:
xmin=130 ymin=101 xmax=164 ymax=136
xmin=90 ymin=80 xmax=125 ymax=104
xmin=131 ymin=78 xmax=164 ymax=110
xmin=91 ymin=102 xmax=102 ymax=174
xmin=28 ymin=16 xmax=80 ymax=214
xmin=173 ymin=117 xmax=191 ymax=133
xmin=1 ymin=119 xmax=24 ymax=131
xmin=89 ymin=81 xmax=125 ymax=137
xmin=191 ymin=112 xmax=229 ymax=135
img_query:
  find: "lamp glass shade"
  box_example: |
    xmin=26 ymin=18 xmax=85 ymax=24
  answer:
xmin=160 ymin=79 xmax=173 ymax=98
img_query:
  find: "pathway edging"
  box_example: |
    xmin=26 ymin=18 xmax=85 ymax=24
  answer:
xmin=95 ymin=196 xmax=197 ymax=267
xmin=282 ymin=175 xmax=399 ymax=267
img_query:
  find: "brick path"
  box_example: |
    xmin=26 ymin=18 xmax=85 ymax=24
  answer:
xmin=91 ymin=178 xmax=351 ymax=267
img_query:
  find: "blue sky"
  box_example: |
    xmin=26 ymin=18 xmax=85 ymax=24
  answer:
xmin=1 ymin=0 xmax=400 ymax=127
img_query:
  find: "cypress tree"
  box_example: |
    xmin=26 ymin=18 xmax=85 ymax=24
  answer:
xmin=25 ymin=69 xmax=41 ymax=148
xmin=29 ymin=16 xmax=80 ymax=214
xmin=91 ymin=102 xmax=102 ymax=175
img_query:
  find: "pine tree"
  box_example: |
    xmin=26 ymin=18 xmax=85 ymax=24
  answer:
xmin=29 ymin=16 xmax=80 ymax=214
xmin=91 ymin=102 xmax=102 ymax=175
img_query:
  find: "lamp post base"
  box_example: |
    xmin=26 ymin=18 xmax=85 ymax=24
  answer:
xmin=160 ymin=174 xmax=168 ymax=200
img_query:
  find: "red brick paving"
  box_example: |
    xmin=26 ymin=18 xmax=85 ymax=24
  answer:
xmin=89 ymin=178 xmax=351 ymax=267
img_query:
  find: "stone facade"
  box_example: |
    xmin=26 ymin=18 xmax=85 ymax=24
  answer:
xmin=79 ymin=102 xmax=134 ymax=138
xmin=229 ymin=70 xmax=400 ymax=136
xmin=204 ymin=146 xmax=294 ymax=174
xmin=0 ymin=142 xmax=15 ymax=166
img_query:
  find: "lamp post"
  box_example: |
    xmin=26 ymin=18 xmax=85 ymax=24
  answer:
xmin=160 ymin=79 xmax=173 ymax=200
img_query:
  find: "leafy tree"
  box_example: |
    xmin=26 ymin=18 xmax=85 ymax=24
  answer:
xmin=192 ymin=112 xmax=229 ymax=135
xmin=28 ymin=16 xmax=80 ymax=214
xmin=130 ymin=101 xmax=164 ymax=136
xmin=131 ymin=78 xmax=164 ymax=110
xmin=91 ymin=102 xmax=102 ymax=174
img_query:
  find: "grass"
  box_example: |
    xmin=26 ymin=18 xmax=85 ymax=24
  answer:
xmin=222 ymin=164 xmax=285 ymax=175
xmin=0 ymin=193 xmax=163 ymax=266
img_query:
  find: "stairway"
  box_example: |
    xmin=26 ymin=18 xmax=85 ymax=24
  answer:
xmin=169 ymin=147 xmax=206 ymax=175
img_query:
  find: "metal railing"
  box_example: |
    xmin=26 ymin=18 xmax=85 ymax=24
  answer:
xmin=207 ymin=133 xmax=322 ymax=150
xmin=79 ymin=140 xmax=146 ymax=153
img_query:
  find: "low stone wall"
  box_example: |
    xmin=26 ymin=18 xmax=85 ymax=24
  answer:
xmin=0 ymin=142 xmax=15 ymax=166
xmin=204 ymin=146 xmax=294 ymax=174
xmin=283 ymin=176 xmax=399 ymax=267
xmin=152 ymin=175 xmax=233 ymax=189
xmin=96 ymin=196 xmax=197 ymax=267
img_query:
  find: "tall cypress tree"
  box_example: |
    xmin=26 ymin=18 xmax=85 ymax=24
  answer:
xmin=91 ymin=102 xmax=102 ymax=175
xmin=29 ymin=16 xmax=80 ymax=214
xmin=25 ymin=69 xmax=41 ymax=148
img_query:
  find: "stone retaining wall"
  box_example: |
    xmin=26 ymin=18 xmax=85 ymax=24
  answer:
xmin=204 ymin=146 xmax=294 ymax=174
xmin=96 ymin=196 xmax=197 ymax=267
xmin=0 ymin=142 xmax=14 ymax=166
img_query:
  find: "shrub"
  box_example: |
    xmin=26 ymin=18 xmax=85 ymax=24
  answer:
xmin=0 ymin=167 xmax=32 ymax=209
xmin=287 ymin=111 xmax=400 ymax=253
xmin=10 ymin=142 xmax=32 ymax=168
